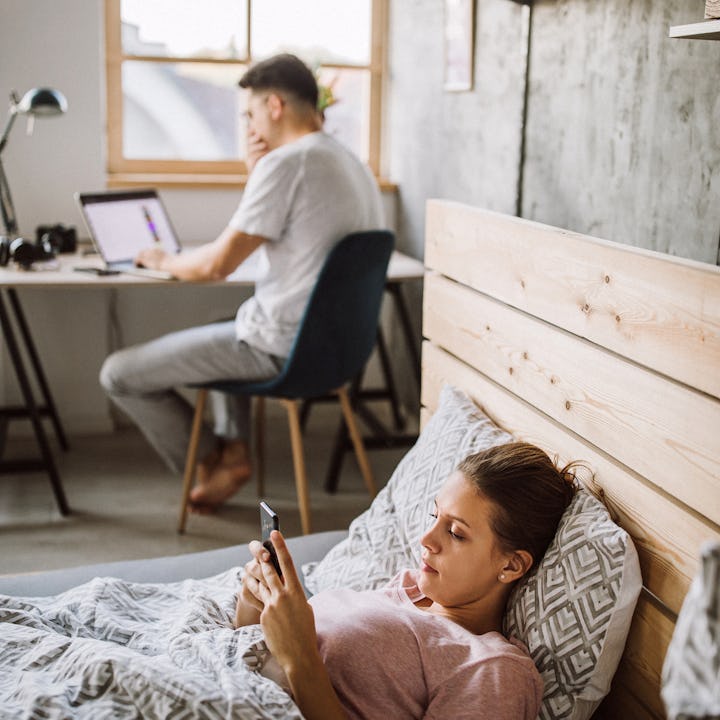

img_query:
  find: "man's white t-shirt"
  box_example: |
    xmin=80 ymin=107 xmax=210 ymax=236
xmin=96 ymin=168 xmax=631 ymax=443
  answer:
xmin=228 ymin=131 xmax=385 ymax=357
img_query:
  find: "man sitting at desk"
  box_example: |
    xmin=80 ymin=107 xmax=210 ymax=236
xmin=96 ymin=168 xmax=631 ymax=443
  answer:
xmin=100 ymin=54 xmax=385 ymax=511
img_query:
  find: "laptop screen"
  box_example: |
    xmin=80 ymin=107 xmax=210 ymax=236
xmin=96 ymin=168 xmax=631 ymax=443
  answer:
xmin=76 ymin=190 xmax=181 ymax=264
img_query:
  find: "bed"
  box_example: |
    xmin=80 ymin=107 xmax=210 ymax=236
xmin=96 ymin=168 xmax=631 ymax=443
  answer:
xmin=1 ymin=199 xmax=718 ymax=719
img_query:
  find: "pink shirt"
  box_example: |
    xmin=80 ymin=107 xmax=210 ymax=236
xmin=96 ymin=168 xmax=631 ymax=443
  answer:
xmin=309 ymin=569 xmax=542 ymax=720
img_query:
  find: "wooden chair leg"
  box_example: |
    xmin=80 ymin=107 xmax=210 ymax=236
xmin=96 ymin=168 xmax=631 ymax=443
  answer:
xmin=337 ymin=386 xmax=377 ymax=498
xmin=254 ymin=396 xmax=265 ymax=498
xmin=177 ymin=388 xmax=208 ymax=534
xmin=282 ymin=398 xmax=312 ymax=535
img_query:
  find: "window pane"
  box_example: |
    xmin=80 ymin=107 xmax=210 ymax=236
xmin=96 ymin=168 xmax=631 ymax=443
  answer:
xmin=121 ymin=0 xmax=248 ymax=59
xmin=252 ymin=0 xmax=371 ymax=66
xmin=318 ymin=68 xmax=370 ymax=163
xmin=122 ymin=61 xmax=246 ymax=161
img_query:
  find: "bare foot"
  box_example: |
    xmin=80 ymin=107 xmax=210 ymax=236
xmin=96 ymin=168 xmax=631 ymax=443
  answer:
xmin=189 ymin=440 xmax=251 ymax=512
xmin=197 ymin=445 xmax=222 ymax=487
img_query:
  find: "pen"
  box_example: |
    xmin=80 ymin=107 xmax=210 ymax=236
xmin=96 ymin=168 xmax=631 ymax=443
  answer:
xmin=142 ymin=205 xmax=161 ymax=244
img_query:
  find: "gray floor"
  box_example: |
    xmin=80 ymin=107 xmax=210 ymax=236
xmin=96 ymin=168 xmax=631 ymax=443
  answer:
xmin=0 ymin=402 xmax=413 ymax=576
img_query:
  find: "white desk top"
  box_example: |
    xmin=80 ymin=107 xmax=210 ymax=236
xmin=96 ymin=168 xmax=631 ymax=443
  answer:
xmin=0 ymin=249 xmax=425 ymax=289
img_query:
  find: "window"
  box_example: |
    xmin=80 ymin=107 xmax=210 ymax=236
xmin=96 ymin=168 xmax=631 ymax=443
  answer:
xmin=104 ymin=0 xmax=387 ymax=186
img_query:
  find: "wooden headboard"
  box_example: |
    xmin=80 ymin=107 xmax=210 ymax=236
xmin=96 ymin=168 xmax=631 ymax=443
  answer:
xmin=421 ymin=199 xmax=720 ymax=719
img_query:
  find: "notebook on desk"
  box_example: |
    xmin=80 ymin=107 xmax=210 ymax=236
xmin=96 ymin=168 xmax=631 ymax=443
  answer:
xmin=75 ymin=189 xmax=181 ymax=280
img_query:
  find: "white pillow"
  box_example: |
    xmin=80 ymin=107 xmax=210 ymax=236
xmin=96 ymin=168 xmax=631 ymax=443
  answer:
xmin=504 ymin=489 xmax=642 ymax=720
xmin=302 ymin=384 xmax=513 ymax=593
xmin=661 ymin=541 xmax=720 ymax=720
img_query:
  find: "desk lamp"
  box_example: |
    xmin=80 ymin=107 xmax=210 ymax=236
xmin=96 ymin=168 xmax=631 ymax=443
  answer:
xmin=0 ymin=88 xmax=68 ymax=238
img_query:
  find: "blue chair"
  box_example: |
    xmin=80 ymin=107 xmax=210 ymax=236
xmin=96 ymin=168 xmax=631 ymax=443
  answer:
xmin=178 ymin=230 xmax=395 ymax=534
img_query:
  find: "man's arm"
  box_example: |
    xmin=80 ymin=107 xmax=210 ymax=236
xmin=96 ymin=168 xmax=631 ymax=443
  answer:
xmin=136 ymin=227 xmax=267 ymax=281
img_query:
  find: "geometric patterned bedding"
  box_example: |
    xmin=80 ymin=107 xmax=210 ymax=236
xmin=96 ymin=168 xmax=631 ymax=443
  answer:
xmin=0 ymin=568 xmax=301 ymax=719
xmin=661 ymin=541 xmax=720 ymax=720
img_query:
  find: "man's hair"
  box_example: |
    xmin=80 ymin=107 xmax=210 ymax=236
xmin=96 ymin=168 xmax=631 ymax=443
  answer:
xmin=239 ymin=53 xmax=318 ymax=109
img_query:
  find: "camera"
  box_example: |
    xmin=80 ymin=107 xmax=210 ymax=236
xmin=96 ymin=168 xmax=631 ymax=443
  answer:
xmin=36 ymin=223 xmax=77 ymax=254
xmin=0 ymin=234 xmax=55 ymax=268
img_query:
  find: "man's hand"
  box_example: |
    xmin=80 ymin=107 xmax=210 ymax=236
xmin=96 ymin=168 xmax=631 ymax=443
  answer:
xmin=135 ymin=246 xmax=168 ymax=271
xmin=246 ymin=130 xmax=269 ymax=177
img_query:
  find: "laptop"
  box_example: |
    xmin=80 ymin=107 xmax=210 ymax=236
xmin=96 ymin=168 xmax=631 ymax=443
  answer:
xmin=75 ymin=189 xmax=181 ymax=279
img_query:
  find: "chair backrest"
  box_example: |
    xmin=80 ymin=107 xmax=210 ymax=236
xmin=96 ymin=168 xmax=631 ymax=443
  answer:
xmin=265 ymin=230 xmax=395 ymax=398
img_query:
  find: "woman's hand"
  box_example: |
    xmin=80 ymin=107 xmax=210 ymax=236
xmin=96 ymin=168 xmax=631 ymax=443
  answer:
xmin=252 ymin=532 xmax=347 ymax=719
xmin=244 ymin=531 xmax=347 ymax=720
xmin=251 ymin=531 xmax=318 ymax=669
xmin=234 ymin=553 xmax=265 ymax=627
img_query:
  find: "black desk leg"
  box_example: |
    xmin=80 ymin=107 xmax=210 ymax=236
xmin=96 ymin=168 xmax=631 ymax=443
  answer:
xmin=0 ymin=290 xmax=69 ymax=515
xmin=386 ymin=282 xmax=421 ymax=389
xmin=8 ymin=289 xmax=69 ymax=450
xmin=375 ymin=327 xmax=404 ymax=431
xmin=324 ymin=282 xmax=423 ymax=494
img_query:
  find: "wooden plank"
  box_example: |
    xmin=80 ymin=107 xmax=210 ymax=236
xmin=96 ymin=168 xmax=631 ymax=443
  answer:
xmin=421 ymin=342 xmax=720 ymax=615
xmin=425 ymin=200 xmax=720 ymax=400
xmin=602 ymin=592 xmax=676 ymax=720
xmin=423 ymin=274 xmax=720 ymax=527
xmin=594 ymin=686 xmax=663 ymax=720
xmin=104 ymin=0 xmax=123 ymax=175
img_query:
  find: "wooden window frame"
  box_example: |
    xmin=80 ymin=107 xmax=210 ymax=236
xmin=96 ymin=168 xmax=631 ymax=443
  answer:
xmin=104 ymin=0 xmax=388 ymax=188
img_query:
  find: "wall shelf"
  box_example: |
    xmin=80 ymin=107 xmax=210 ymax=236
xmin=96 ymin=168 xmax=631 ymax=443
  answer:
xmin=669 ymin=19 xmax=720 ymax=40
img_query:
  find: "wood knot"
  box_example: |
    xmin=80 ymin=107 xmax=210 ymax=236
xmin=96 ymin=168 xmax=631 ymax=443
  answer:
xmin=520 ymin=279 xmax=526 ymax=289
xmin=522 ymin=351 xmax=528 ymax=360
xmin=508 ymin=367 xmax=514 ymax=375
xmin=565 ymin=400 xmax=571 ymax=410
xmin=615 ymin=315 xmax=621 ymax=323
xmin=581 ymin=303 xmax=590 ymax=314
xmin=604 ymin=275 xmax=610 ymax=284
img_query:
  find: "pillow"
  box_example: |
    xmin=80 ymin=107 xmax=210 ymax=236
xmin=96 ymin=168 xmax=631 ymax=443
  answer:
xmin=504 ymin=489 xmax=642 ymax=720
xmin=661 ymin=541 xmax=720 ymax=720
xmin=302 ymin=384 xmax=513 ymax=593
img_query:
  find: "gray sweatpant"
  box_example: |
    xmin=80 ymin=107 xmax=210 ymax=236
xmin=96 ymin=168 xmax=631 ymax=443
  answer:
xmin=99 ymin=321 xmax=285 ymax=474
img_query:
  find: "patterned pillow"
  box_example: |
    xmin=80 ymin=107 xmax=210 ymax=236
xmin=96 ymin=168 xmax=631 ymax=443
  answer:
xmin=302 ymin=384 xmax=513 ymax=593
xmin=661 ymin=541 xmax=720 ymax=720
xmin=504 ymin=489 xmax=642 ymax=720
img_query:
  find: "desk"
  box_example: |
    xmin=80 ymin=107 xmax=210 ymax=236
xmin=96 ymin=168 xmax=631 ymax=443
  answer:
xmin=0 ymin=249 xmax=424 ymax=512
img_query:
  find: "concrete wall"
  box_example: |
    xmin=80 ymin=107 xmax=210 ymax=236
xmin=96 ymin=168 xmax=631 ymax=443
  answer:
xmin=387 ymin=0 xmax=528 ymax=258
xmin=1 ymin=0 xmax=719 ymax=434
xmin=386 ymin=0 xmax=720 ymax=264
xmin=524 ymin=0 xmax=720 ymax=263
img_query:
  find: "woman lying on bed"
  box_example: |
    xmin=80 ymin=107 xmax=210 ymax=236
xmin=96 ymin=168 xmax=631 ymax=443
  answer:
xmin=236 ymin=442 xmax=578 ymax=720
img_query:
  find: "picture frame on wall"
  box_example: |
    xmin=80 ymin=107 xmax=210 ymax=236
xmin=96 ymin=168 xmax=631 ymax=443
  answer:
xmin=444 ymin=0 xmax=475 ymax=91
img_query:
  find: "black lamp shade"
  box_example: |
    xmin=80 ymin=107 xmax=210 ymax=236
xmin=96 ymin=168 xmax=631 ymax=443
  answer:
xmin=17 ymin=88 xmax=68 ymax=116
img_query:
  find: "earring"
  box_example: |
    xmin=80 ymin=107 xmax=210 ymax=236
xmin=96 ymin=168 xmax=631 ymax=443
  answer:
xmin=498 ymin=573 xmax=506 ymax=581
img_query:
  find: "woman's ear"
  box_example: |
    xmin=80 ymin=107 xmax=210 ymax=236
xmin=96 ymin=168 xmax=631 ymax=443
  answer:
xmin=499 ymin=550 xmax=533 ymax=583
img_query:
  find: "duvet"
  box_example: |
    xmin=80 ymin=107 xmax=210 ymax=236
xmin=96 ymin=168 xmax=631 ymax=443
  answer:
xmin=0 ymin=568 xmax=300 ymax=719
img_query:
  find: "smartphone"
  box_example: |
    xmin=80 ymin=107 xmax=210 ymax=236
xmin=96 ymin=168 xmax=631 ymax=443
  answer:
xmin=73 ymin=266 xmax=120 ymax=276
xmin=260 ymin=501 xmax=282 ymax=577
